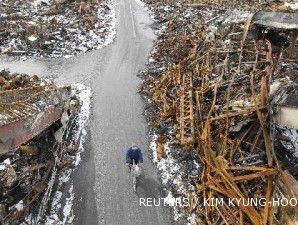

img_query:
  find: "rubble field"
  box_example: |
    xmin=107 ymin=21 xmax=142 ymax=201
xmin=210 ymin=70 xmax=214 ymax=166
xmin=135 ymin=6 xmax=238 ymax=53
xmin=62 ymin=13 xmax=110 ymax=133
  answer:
xmin=140 ymin=0 xmax=298 ymax=224
xmin=0 ymin=71 xmax=91 ymax=224
xmin=0 ymin=0 xmax=115 ymax=58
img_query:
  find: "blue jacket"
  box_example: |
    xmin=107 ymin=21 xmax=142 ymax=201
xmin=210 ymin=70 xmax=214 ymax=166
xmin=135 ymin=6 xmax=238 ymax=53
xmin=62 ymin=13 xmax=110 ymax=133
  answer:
xmin=126 ymin=147 xmax=143 ymax=163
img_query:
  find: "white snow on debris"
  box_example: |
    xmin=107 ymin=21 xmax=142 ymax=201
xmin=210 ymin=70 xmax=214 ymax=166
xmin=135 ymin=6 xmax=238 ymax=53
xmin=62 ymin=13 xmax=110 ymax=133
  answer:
xmin=0 ymin=0 xmax=116 ymax=58
xmin=135 ymin=0 xmax=145 ymax=7
xmin=149 ymin=134 xmax=159 ymax=163
xmin=149 ymin=134 xmax=196 ymax=224
xmin=150 ymin=135 xmax=185 ymax=192
xmin=42 ymin=84 xmax=91 ymax=225
xmin=71 ymin=84 xmax=92 ymax=166
xmin=101 ymin=0 xmax=116 ymax=47
xmin=3 ymin=158 xmax=11 ymax=165
xmin=33 ymin=0 xmax=50 ymax=7
xmin=46 ymin=84 xmax=92 ymax=225
xmin=44 ymin=191 xmax=63 ymax=225
xmin=62 ymin=185 xmax=75 ymax=224
xmin=14 ymin=200 xmax=24 ymax=212
xmin=27 ymin=35 xmax=38 ymax=42
xmin=0 ymin=158 xmax=10 ymax=171
xmin=187 ymin=213 xmax=197 ymax=225
xmin=0 ymin=165 xmax=6 ymax=170
xmin=278 ymin=127 xmax=298 ymax=158
xmin=44 ymin=185 xmax=75 ymax=225
xmin=284 ymin=2 xmax=298 ymax=10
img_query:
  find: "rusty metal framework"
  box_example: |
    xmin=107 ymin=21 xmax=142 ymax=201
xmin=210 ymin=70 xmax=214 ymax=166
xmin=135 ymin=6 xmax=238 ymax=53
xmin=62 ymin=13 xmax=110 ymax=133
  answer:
xmin=142 ymin=5 xmax=298 ymax=222
xmin=180 ymin=71 xmax=195 ymax=150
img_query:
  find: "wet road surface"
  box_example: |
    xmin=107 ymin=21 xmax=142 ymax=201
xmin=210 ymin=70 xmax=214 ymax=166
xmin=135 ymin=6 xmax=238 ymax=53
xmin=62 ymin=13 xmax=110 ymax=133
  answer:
xmin=82 ymin=0 xmax=171 ymax=224
xmin=0 ymin=0 xmax=172 ymax=224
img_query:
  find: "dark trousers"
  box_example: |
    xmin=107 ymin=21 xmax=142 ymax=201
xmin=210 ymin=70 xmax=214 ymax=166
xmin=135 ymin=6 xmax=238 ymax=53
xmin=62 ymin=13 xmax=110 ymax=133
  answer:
xmin=127 ymin=158 xmax=139 ymax=172
xmin=127 ymin=158 xmax=139 ymax=165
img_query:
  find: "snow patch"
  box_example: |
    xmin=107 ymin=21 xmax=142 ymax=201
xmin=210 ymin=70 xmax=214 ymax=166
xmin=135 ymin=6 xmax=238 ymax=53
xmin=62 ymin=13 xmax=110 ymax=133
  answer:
xmin=62 ymin=185 xmax=74 ymax=224
xmin=14 ymin=200 xmax=24 ymax=212
xmin=149 ymin=134 xmax=195 ymax=223
xmin=33 ymin=0 xmax=50 ymax=7
xmin=96 ymin=0 xmax=116 ymax=48
xmin=4 ymin=158 xmax=11 ymax=165
xmin=0 ymin=165 xmax=6 ymax=170
xmin=284 ymin=2 xmax=298 ymax=10
xmin=135 ymin=0 xmax=145 ymax=7
xmin=71 ymin=83 xmax=92 ymax=166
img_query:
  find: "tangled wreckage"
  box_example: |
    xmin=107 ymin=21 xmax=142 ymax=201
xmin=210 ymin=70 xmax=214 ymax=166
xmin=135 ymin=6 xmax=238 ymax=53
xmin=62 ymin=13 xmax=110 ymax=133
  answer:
xmin=0 ymin=71 xmax=86 ymax=224
xmin=141 ymin=1 xmax=298 ymax=224
xmin=0 ymin=0 xmax=115 ymax=58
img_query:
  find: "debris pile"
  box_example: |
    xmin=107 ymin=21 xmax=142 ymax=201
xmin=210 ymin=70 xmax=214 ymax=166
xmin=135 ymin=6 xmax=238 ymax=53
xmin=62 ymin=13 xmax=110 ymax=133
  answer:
xmin=140 ymin=0 xmax=298 ymax=224
xmin=0 ymin=0 xmax=115 ymax=58
xmin=183 ymin=0 xmax=298 ymax=11
xmin=0 ymin=70 xmax=70 ymax=153
xmin=0 ymin=71 xmax=89 ymax=224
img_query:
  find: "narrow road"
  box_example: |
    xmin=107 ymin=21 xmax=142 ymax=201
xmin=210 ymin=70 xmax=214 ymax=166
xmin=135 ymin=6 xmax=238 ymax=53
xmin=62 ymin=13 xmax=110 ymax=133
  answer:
xmin=0 ymin=0 xmax=172 ymax=224
xmin=74 ymin=0 xmax=172 ymax=224
xmin=84 ymin=0 xmax=172 ymax=224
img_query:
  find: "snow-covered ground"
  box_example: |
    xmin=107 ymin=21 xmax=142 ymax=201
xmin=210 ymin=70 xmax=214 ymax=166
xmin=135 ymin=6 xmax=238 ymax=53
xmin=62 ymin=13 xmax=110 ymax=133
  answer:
xmin=149 ymin=133 xmax=200 ymax=225
xmin=0 ymin=0 xmax=116 ymax=58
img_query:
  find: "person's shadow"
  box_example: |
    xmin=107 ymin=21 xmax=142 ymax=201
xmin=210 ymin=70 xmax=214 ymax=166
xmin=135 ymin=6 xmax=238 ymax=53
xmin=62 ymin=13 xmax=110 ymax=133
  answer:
xmin=136 ymin=174 xmax=165 ymax=198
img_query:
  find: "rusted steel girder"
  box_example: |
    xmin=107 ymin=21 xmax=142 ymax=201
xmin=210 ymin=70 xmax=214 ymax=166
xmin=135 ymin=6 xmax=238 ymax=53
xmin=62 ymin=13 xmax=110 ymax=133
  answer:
xmin=180 ymin=71 xmax=195 ymax=150
xmin=0 ymin=87 xmax=70 ymax=154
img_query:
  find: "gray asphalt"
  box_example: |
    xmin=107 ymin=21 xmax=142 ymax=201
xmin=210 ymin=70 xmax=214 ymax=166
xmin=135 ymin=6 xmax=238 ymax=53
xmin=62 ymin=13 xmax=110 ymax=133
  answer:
xmin=0 ymin=0 xmax=172 ymax=224
xmin=77 ymin=0 xmax=172 ymax=224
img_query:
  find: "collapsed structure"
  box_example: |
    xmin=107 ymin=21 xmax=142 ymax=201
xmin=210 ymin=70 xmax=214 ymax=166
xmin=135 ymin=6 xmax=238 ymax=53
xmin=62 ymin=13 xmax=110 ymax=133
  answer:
xmin=0 ymin=71 xmax=83 ymax=224
xmin=0 ymin=0 xmax=115 ymax=57
xmin=141 ymin=0 xmax=298 ymax=224
xmin=0 ymin=71 xmax=70 ymax=153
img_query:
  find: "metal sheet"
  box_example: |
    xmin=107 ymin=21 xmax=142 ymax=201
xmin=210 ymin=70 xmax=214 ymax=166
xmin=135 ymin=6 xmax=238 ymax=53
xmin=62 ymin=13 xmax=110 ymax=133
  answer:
xmin=253 ymin=12 xmax=298 ymax=30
